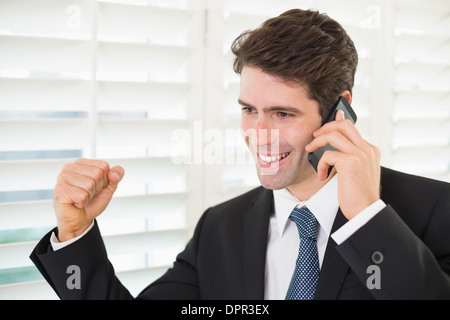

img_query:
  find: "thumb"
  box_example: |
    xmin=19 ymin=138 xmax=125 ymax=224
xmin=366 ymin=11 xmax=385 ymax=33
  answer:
xmin=107 ymin=165 xmax=125 ymax=191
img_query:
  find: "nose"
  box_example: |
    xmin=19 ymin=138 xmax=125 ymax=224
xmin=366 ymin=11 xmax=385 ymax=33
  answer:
xmin=255 ymin=114 xmax=271 ymax=132
xmin=245 ymin=116 xmax=279 ymax=152
xmin=255 ymin=116 xmax=272 ymax=146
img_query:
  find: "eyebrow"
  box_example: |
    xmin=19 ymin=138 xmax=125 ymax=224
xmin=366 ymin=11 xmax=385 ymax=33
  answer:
xmin=238 ymin=99 xmax=301 ymax=114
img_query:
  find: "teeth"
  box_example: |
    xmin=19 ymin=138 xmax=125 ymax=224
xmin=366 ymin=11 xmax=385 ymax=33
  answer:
xmin=259 ymin=152 xmax=290 ymax=163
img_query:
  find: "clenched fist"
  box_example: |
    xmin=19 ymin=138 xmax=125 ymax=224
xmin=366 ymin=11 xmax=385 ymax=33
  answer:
xmin=54 ymin=158 xmax=125 ymax=241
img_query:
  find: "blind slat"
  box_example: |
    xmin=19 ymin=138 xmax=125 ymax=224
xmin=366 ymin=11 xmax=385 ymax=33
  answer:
xmin=0 ymin=280 xmax=59 ymax=300
xmin=396 ymin=34 xmax=450 ymax=64
xmin=0 ymin=119 xmax=89 ymax=151
xmin=0 ymin=78 xmax=90 ymax=111
xmin=103 ymin=229 xmax=187 ymax=257
xmin=99 ymin=2 xmax=190 ymax=44
xmin=97 ymin=43 xmax=190 ymax=76
xmin=97 ymin=119 xmax=189 ymax=145
xmin=393 ymin=119 xmax=450 ymax=149
xmin=98 ymin=81 xmax=189 ymax=113
xmin=0 ymin=241 xmax=36 ymax=269
xmin=0 ymin=159 xmax=74 ymax=192
xmin=0 ymin=0 xmax=92 ymax=37
xmin=0 ymin=36 xmax=91 ymax=73
xmin=0 ymin=200 xmax=55 ymax=230
xmin=395 ymin=62 xmax=450 ymax=89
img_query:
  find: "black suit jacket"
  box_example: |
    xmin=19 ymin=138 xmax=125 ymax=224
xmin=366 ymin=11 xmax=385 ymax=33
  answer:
xmin=30 ymin=167 xmax=450 ymax=299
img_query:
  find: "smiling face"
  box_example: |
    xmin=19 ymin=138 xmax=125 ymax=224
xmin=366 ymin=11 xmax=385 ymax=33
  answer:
xmin=239 ymin=66 xmax=324 ymax=196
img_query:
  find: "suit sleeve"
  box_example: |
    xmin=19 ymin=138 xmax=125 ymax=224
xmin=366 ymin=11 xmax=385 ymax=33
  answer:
xmin=30 ymin=220 xmax=134 ymax=299
xmin=336 ymin=195 xmax=450 ymax=299
xmin=30 ymin=211 xmax=208 ymax=300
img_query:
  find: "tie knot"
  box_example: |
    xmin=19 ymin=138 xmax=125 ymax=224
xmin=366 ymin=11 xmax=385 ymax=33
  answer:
xmin=289 ymin=206 xmax=319 ymax=240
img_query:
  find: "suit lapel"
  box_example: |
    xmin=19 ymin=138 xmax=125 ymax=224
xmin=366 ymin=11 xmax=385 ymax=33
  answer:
xmin=314 ymin=208 xmax=350 ymax=299
xmin=239 ymin=189 xmax=351 ymax=299
xmin=242 ymin=188 xmax=273 ymax=299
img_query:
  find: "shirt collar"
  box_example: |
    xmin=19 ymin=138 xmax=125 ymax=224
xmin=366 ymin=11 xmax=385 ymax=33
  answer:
xmin=272 ymin=174 xmax=339 ymax=239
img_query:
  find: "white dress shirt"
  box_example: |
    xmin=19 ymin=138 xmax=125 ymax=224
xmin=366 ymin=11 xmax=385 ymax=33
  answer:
xmin=264 ymin=174 xmax=385 ymax=299
xmin=52 ymin=174 xmax=386 ymax=300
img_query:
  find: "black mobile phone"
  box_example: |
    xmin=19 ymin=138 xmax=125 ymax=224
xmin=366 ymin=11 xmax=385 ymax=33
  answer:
xmin=308 ymin=96 xmax=357 ymax=174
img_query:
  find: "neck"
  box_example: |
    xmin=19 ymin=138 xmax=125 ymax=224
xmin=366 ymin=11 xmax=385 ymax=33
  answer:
xmin=287 ymin=168 xmax=336 ymax=201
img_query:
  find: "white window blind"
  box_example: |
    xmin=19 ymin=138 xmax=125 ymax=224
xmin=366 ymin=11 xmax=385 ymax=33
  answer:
xmin=0 ymin=0 xmax=205 ymax=299
xmin=389 ymin=0 xmax=450 ymax=181
xmin=0 ymin=0 xmax=449 ymax=300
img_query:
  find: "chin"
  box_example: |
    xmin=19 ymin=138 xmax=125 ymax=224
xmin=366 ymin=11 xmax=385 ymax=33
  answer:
xmin=259 ymin=183 xmax=282 ymax=191
xmin=256 ymin=172 xmax=291 ymax=191
xmin=255 ymin=163 xmax=313 ymax=191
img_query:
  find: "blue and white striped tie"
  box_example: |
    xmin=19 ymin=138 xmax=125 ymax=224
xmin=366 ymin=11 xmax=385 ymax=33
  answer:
xmin=285 ymin=206 xmax=320 ymax=300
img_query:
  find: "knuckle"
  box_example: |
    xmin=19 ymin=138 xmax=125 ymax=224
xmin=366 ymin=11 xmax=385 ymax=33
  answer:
xmin=322 ymin=149 xmax=332 ymax=158
xmin=74 ymin=158 xmax=87 ymax=164
xmin=53 ymin=183 xmax=65 ymax=201
xmin=347 ymin=153 xmax=360 ymax=166
xmin=100 ymin=160 xmax=110 ymax=171
xmin=93 ymin=159 xmax=110 ymax=173
xmin=56 ymin=172 xmax=64 ymax=183
xmin=83 ymin=178 xmax=96 ymax=193
xmin=62 ymin=163 xmax=74 ymax=172
xmin=92 ymin=167 xmax=104 ymax=183
xmin=56 ymin=171 xmax=70 ymax=184
xmin=73 ymin=188 xmax=89 ymax=204
xmin=330 ymin=131 xmax=341 ymax=140
xmin=363 ymin=143 xmax=380 ymax=160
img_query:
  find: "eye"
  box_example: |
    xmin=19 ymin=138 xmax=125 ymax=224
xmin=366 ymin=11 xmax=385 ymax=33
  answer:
xmin=241 ymin=106 xmax=256 ymax=114
xmin=276 ymin=111 xmax=291 ymax=119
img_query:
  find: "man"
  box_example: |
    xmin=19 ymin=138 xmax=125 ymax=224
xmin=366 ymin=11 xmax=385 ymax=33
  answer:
xmin=31 ymin=9 xmax=450 ymax=299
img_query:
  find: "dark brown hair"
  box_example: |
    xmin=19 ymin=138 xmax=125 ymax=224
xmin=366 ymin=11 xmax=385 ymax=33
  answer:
xmin=231 ymin=9 xmax=358 ymax=120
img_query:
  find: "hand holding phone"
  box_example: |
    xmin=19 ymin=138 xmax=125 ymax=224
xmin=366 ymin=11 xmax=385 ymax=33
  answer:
xmin=308 ymin=96 xmax=357 ymax=175
xmin=305 ymin=95 xmax=381 ymax=220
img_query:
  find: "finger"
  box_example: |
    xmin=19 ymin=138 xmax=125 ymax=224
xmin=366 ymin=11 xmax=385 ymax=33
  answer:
xmin=85 ymin=166 xmax=125 ymax=215
xmin=314 ymin=116 xmax=356 ymax=137
xmin=306 ymin=130 xmax=357 ymax=154
xmin=74 ymin=158 xmax=111 ymax=171
xmin=62 ymin=163 xmax=108 ymax=195
xmin=336 ymin=109 xmax=345 ymax=121
xmin=314 ymin=119 xmax=367 ymax=150
xmin=316 ymin=150 xmax=342 ymax=180
xmin=57 ymin=170 xmax=98 ymax=203
xmin=74 ymin=158 xmax=110 ymax=186
xmin=55 ymin=181 xmax=91 ymax=209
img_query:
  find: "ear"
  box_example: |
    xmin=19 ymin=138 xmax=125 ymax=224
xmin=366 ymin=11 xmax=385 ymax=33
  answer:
xmin=340 ymin=90 xmax=352 ymax=103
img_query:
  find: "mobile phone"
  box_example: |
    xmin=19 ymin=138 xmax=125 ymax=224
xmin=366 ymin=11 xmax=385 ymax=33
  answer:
xmin=308 ymin=96 xmax=357 ymax=175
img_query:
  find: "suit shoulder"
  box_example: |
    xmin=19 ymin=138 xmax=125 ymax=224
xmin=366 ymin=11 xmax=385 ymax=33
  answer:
xmin=209 ymin=186 xmax=272 ymax=213
xmin=380 ymin=167 xmax=450 ymax=233
xmin=381 ymin=167 xmax=450 ymax=194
